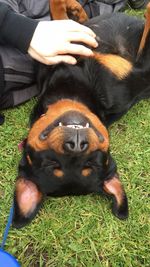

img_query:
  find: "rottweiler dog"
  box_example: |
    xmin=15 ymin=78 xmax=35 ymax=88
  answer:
xmin=13 ymin=0 xmax=150 ymax=228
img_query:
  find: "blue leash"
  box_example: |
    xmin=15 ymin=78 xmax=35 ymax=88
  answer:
xmin=0 ymin=202 xmax=20 ymax=266
xmin=1 ymin=202 xmax=14 ymax=249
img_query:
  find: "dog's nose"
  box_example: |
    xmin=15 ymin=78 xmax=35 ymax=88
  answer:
xmin=64 ymin=130 xmax=89 ymax=153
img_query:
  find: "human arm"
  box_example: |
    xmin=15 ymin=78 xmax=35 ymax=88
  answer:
xmin=0 ymin=2 xmax=38 ymax=52
xmin=0 ymin=3 xmax=98 ymax=65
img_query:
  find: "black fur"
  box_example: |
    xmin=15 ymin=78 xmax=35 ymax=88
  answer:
xmin=13 ymin=13 xmax=150 ymax=228
xmin=31 ymin=14 xmax=150 ymax=125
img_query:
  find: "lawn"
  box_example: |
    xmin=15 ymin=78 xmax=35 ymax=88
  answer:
xmin=0 ymin=10 xmax=150 ymax=267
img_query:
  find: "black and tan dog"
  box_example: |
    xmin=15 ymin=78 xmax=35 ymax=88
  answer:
xmin=13 ymin=0 xmax=150 ymax=228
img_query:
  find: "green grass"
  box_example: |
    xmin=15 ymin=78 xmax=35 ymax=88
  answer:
xmin=0 ymin=11 xmax=150 ymax=267
xmin=0 ymin=100 xmax=149 ymax=267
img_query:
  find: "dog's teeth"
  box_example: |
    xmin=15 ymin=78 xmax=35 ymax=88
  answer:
xmin=67 ymin=124 xmax=82 ymax=129
xmin=66 ymin=124 xmax=90 ymax=129
xmin=59 ymin=123 xmax=90 ymax=129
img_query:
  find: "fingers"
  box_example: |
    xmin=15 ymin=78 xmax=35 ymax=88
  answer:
xmin=28 ymin=20 xmax=98 ymax=64
xmin=70 ymin=22 xmax=96 ymax=37
xmin=29 ymin=42 xmax=93 ymax=65
xmin=60 ymin=43 xmax=94 ymax=56
xmin=55 ymin=20 xmax=96 ymax=38
xmin=28 ymin=47 xmax=77 ymax=65
xmin=45 ymin=55 xmax=77 ymax=65
xmin=67 ymin=32 xmax=98 ymax=48
xmin=49 ymin=20 xmax=98 ymax=48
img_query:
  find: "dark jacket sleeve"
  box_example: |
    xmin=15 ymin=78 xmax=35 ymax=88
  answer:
xmin=0 ymin=3 xmax=38 ymax=53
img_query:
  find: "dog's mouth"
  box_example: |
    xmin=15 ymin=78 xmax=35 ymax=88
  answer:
xmin=28 ymin=100 xmax=109 ymax=153
xmin=58 ymin=122 xmax=90 ymax=129
xmin=37 ymin=111 xmax=107 ymax=154
xmin=39 ymin=111 xmax=92 ymax=141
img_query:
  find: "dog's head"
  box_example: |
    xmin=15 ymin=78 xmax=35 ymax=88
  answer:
xmin=13 ymin=100 xmax=128 ymax=228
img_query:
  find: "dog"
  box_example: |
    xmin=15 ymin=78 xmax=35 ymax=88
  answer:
xmin=13 ymin=0 xmax=150 ymax=228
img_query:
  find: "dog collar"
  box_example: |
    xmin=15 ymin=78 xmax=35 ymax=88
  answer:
xmin=18 ymin=138 xmax=27 ymax=151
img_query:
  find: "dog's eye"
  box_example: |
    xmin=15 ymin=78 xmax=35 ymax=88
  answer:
xmin=49 ymin=160 xmax=59 ymax=166
xmin=85 ymin=161 xmax=93 ymax=167
xmin=42 ymin=159 xmax=60 ymax=168
xmin=84 ymin=161 xmax=95 ymax=171
xmin=86 ymin=160 xmax=102 ymax=168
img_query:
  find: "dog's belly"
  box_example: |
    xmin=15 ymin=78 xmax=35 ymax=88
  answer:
xmin=85 ymin=13 xmax=144 ymax=62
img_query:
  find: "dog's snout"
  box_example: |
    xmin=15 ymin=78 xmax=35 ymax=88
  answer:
xmin=64 ymin=130 xmax=89 ymax=153
xmin=64 ymin=140 xmax=89 ymax=153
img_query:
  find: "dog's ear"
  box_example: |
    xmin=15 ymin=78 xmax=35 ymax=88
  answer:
xmin=13 ymin=178 xmax=43 ymax=228
xmin=103 ymin=154 xmax=128 ymax=220
xmin=13 ymin=155 xmax=43 ymax=228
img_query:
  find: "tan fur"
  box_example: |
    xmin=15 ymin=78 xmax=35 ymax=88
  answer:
xmin=137 ymin=3 xmax=150 ymax=56
xmin=50 ymin=0 xmax=88 ymax=22
xmin=28 ymin=99 xmax=109 ymax=152
xmin=16 ymin=178 xmax=42 ymax=216
xmin=26 ymin=154 xmax=32 ymax=165
xmin=82 ymin=168 xmax=92 ymax=177
xmin=93 ymin=52 xmax=133 ymax=80
xmin=53 ymin=169 xmax=64 ymax=178
xmin=103 ymin=177 xmax=124 ymax=206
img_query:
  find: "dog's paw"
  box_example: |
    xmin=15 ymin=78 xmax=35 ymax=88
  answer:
xmin=68 ymin=5 xmax=88 ymax=23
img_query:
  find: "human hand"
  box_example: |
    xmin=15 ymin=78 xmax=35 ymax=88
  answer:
xmin=28 ymin=20 xmax=98 ymax=65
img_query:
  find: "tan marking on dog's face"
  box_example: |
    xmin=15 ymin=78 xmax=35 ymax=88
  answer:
xmin=103 ymin=177 xmax=124 ymax=206
xmin=15 ymin=178 xmax=42 ymax=217
xmin=46 ymin=127 xmax=65 ymax=153
xmin=26 ymin=154 xmax=32 ymax=165
xmin=93 ymin=52 xmax=132 ymax=79
xmin=82 ymin=167 xmax=92 ymax=177
xmin=53 ymin=169 xmax=64 ymax=178
xmin=42 ymin=125 xmax=104 ymax=154
xmin=28 ymin=100 xmax=109 ymax=152
xmin=87 ymin=128 xmax=104 ymax=152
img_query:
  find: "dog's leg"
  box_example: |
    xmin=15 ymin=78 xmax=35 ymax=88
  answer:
xmin=50 ymin=0 xmax=68 ymax=20
xmin=50 ymin=0 xmax=88 ymax=23
xmin=13 ymin=178 xmax=43 ymax=228
xmin=129 ymin=2 xmax=150 ymax=100
xmin=103 ymin=174 xmax=128 ymax=220
xmin=137 ymin=2 xmax=150 ymax=58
